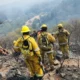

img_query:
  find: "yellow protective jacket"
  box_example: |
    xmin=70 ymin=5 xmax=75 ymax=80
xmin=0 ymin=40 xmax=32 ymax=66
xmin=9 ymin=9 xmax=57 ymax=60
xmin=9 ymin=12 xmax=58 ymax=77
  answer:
xmin=14 ymin=35 xmax=41 ymax=60
xmin=55 ymin=29 xmax=70 ymax=44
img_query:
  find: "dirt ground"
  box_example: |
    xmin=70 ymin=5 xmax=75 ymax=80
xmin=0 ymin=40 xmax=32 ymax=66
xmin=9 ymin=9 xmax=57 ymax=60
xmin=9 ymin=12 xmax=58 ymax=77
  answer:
xmin=0 ymin=53 xmax=80 ymax=80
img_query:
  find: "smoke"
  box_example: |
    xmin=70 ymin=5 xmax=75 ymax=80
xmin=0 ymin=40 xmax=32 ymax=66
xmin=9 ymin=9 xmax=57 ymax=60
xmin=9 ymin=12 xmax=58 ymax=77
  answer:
xmin=0 ymin=0 xmax=54 ymax=20
xmin=0 ymin=0 xmax=62 ymax=23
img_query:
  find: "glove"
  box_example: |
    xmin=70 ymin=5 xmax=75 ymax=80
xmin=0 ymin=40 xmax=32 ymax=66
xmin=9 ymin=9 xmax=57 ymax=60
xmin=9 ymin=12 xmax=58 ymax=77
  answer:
xmin=13 ymin=52 xmax=21 ymax=57
xmin=38 ymin=56 xmax=45 ymax=73
xmin=38 ymin=56 xmax=43 ymax=67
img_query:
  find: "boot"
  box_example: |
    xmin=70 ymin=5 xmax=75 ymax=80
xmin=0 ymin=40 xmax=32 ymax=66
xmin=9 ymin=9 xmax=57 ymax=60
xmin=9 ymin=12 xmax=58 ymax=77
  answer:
xmin=38 ymin=77 xmax=43 ymax=80
xmin=29 ymin=77 xmax=34 ymax=80
xmin=63 ymin=54 xmax=69 ymax=59
xmin=34 ymin=75 xmax=43 ymax=80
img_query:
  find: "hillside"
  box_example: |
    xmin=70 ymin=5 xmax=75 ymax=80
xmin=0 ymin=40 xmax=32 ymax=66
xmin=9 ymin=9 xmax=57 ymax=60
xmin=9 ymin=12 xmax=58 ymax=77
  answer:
xmin=0 ymin=0 xmax=80 ymax=34
xmin=0 ymin=0 xmax=80 ymax=80
xmin=0 ymin=0 xmax=62 ymax=34
xmin=45 ymin=0 xmax=80 ymax=25
xmin=26 ymin=0 xmax=80 ymax=29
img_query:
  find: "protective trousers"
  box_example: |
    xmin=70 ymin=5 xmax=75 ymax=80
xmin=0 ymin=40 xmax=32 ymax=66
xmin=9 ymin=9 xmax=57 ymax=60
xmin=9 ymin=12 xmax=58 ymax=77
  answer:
xmin=59 ymin=44 xmax=69 ymax=58
xmin=25 ymin=58 xmax=43 ymax=80
xmin=41 ymin=51 xmax=54 ymax=65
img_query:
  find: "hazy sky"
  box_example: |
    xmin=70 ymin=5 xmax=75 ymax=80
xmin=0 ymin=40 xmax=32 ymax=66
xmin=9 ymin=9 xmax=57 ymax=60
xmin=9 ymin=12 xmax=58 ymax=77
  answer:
xmin=0 ymin=0 xmax=53 ymax=6
xmin=0 ymin=0 xmax=17 ymax=5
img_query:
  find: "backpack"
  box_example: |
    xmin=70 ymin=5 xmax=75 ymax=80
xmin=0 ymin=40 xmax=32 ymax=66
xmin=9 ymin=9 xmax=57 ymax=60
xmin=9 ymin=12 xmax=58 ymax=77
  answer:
xmin=39 ymin=33 xmax=52 ymax=51
xmin=21 ymin=37 xmax=34 ymax=57
xmin=41 ymin=34 xmax=48 ymax=46
xmin=22 ymin=39 xmax=30 ymax=50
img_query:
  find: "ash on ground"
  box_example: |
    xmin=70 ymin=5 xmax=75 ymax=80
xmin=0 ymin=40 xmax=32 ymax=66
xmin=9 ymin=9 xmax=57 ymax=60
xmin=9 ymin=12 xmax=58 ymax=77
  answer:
xmin=0 ymin=54 xmax=29 ymax=80
xmin=59 ymin=66 xmax=80 ymax=80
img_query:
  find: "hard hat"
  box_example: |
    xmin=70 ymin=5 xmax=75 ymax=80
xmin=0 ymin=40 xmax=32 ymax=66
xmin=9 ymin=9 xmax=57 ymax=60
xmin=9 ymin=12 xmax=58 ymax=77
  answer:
xmin=58 ymin=24 xmax=63 ymax=28
xmin=41 ymin=24 xmax=47 ymax=28
xmin=21 ymin=25 xmax=30 ymax=33
xmin=13 ymin=40 xmax=16 ymax=44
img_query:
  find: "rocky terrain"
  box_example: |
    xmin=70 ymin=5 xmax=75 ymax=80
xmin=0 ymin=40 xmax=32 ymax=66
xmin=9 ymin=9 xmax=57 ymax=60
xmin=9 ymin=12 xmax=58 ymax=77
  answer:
xmin=0 ymin=50 xmax=80 ymax=80
xmin=0 ymin=54 xmax=29 ymax=80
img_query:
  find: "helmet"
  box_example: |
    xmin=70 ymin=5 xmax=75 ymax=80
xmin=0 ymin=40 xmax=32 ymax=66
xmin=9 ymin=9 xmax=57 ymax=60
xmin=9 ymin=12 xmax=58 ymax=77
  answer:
xmin=21 ymin=25 xmax=30 ymax=33
xmin=41 ymin=24 xmax=47 ymax=28
xmin=58 ymin=24 xmax=63 ymax=28
xmin=13 ymin=40 xmax=16 ymax=44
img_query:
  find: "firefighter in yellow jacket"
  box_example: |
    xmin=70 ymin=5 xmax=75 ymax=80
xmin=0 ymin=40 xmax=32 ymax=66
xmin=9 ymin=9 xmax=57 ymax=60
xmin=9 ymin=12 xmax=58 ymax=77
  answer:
xmin=37 ymin=24 xmax=56 ymax=68
xmin=13 ymin=25 xmax=43 ymax=80
xmin=55 ymin=23 xmax=70 ymax=59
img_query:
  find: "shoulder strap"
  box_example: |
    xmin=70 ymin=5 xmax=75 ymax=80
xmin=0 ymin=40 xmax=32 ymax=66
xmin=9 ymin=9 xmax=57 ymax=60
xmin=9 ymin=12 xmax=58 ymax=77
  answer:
xmin=41 ymin=33 xmax=49 ymax=46
xmin=22 ymin=36 xmax=35 ymax=53
xmin=22 ymin=36 xmax=30 ymax=41
xmin=22 ymin=36 xmax=31 ymax=49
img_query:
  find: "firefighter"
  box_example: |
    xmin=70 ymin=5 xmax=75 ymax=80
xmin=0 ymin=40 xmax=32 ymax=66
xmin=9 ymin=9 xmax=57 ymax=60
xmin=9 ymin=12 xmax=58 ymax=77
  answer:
xmin=37 ymin=24 xmax=57 ymax=70
xmin=30 ymin=30 xmax=37 ymax=39
xmin=55 ymin=23 xmax=70 ymax=59
xmin=13 ymin=25 xmax=43 ymax=80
